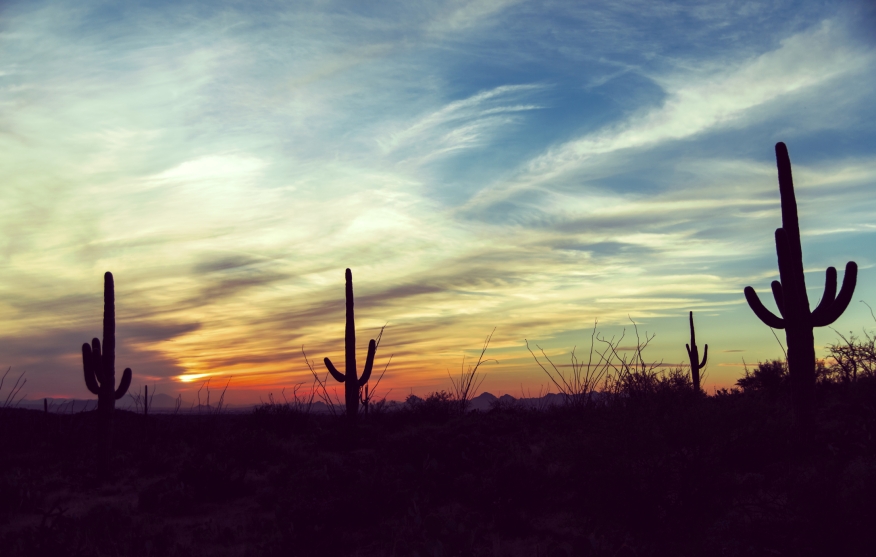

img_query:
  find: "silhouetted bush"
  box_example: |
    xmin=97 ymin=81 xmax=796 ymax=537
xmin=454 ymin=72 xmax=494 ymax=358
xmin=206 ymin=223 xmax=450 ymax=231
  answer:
xmin=401 ymin=390 xmax=456 ymax=421
xmin=736 ymin=359 xmax=789 ymax=398
xmin=826 ymin=329 xmax=876 ymax=382
xmin=3 ymin=381 xmax=876 ymax=556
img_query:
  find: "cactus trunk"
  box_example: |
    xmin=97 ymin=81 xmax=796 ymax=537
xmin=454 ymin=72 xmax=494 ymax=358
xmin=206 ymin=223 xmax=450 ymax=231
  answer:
xmin=344 ymin=269 xmax=359 ymax=417
xmin=787 ymin=318 xmax=817 ymax=437
xmin=81 ymin=272 xmax=133 ymax=470
xmin=99 ymin=272 xmax=116 ymax=414
xmin=685 ymin=311 xmax=708 ymax=392
xmin=324 ymin=269 xmax=377 ymax=420
xmin=744 ymin=143 xmax=857 ymax=442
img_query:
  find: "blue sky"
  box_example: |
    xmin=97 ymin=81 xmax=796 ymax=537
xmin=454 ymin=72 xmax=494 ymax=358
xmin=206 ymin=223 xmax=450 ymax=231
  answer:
xmin=1 ymin=0 xmax=875 ymax=402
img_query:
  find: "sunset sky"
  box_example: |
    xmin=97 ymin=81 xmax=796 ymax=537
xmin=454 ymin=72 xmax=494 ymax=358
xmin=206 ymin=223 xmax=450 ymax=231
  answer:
xmin=2 ymin=0 xmax=875 ymax=405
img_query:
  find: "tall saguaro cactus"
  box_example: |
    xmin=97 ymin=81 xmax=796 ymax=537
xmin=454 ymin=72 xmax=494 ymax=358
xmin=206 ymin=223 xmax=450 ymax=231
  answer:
xmin=82 ymin=272 xmax=132 ymax=414
xmin=324 ymin=268 xmax=376 ymax=420
xmin=685 ymin=311 xmax=707 ymax=392
xmin=744 ymin=142 xmax=857 ymax=438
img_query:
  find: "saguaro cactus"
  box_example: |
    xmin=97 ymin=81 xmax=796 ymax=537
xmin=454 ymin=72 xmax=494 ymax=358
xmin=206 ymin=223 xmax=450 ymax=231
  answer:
xmin=685 ymin=311 xmax=707 ymax=392
xmin=324 ymin=268 xmax=376 ymax=420
xmin=744 ymin=142 xmax=857 ymax=437
xmin=81 ymin=272 xmax=132 ymax=414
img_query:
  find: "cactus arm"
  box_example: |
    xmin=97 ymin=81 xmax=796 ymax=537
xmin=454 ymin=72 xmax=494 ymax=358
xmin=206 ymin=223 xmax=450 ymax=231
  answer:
xmin=324 ymin=357 xmax=346 ymax=383
xmin=114 ymin=368 xmax=132 ymax=399
xmin=82 ymin=343 xmax=101 ymax=395
xmin=770 ymin=281 xmax=785 ymax=317
xmin=685 ymin=343 xmax=692 ymax=360
xmin=91 ymin=338 xmax=104 ymax=385
xmin=744 ymin=286 xmax=785 ymax=329
xmin=700 ymin=344 xmax=708 ymax=368
xmin=358 ymin=339 xmax=376 ymax=387
xmin=811 ymin=267 xmax=837 ymax=319
xmin=812 ymin=261 xmax=858 ymax=327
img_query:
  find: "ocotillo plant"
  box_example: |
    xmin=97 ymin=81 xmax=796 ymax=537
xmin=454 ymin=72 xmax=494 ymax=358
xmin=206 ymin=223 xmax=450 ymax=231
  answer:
xmin=744 ymin=142 xmax=857 ymax=438
xmin=324 ymin=268 xmax=376 ymax=420
xmin=685 ymin=311 xmax=707 ymax=392
xmin=82 ymin=272 xmax=133 ymax=412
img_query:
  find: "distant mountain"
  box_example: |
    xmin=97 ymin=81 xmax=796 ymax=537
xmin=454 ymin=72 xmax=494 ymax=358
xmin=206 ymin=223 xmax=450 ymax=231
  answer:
xmin=466 ymin=391 xmax=570 ymax=412
xmin=467 ymin=392 xmax=497 ymax=411
xmin=145 ymin=393 xmax=183 ymax=408
xmin=466 ymin=391 xmax=608 ymax=411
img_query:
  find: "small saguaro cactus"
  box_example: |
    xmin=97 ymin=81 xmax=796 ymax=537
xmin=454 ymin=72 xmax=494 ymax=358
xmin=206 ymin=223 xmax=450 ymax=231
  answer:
xmin=744 ymin=142 xmax=857 ymax=438
xmin=685 ymin=311 xmax=707 ymax=392
xmin=324 ymin=268 xmax=376 ymax=420
xmin=81 ymin=272 xmax=132 ymax=414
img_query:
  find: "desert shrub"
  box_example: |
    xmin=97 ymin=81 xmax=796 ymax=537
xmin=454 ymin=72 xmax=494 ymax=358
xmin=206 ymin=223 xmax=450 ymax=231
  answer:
xmin=826 ymin=330 xmax=876 ymax=383
xmin=402 ymin=391 xmax=456 ymax=421
xmin=736 ymin=359 xmax=838 ymax=398
xmin=658 ymin=365 xmax=694 ymax=391
xmin=249 ymin=401 xmax=311 ymax=434
xmin=736 ymin=359 xmax=788 ymax=398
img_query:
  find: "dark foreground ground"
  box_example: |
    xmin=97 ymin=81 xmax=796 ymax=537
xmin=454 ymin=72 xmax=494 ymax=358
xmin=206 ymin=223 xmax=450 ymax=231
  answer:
xmin=1 ymin=380 xmax=875 ymax=557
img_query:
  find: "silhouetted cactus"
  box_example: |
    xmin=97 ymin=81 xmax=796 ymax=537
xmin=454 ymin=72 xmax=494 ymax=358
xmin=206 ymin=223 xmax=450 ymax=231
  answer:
xmin=324 ymin=269 xmax=376 ymax=420
xmin=685 ymin=311 xmax=707 ymax=392
xmin=744 ymin=142 xmax=857 ymax=438
xmin=82 ymin=272 xmax=132 ymax=411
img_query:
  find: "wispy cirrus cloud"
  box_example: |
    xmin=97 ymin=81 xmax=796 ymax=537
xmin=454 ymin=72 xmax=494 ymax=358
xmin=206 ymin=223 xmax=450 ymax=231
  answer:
xmin=1 ymin=1 xmax=874 ymax=401
xmin=465 ymin=18 xmax=875 ymax=212
xmin=377 ymin=84 xmax=545 ymax=163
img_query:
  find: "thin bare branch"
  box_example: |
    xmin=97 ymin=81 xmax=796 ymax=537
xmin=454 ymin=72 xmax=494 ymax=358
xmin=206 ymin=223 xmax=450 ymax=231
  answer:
xmin=448 ymin=328 xmax=496 ymax=413
xmin=303 ymin=346 xmax=340 ymax=416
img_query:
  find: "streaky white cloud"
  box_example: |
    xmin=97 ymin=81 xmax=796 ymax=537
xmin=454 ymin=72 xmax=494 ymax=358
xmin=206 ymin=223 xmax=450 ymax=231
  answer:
xmin=426 ymin=0 xmax=524 ymax=33
xmin=376 ymin=84 xmax=545 ymax=163
xmin=465 ymin=18 xmax=875 ymax=211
